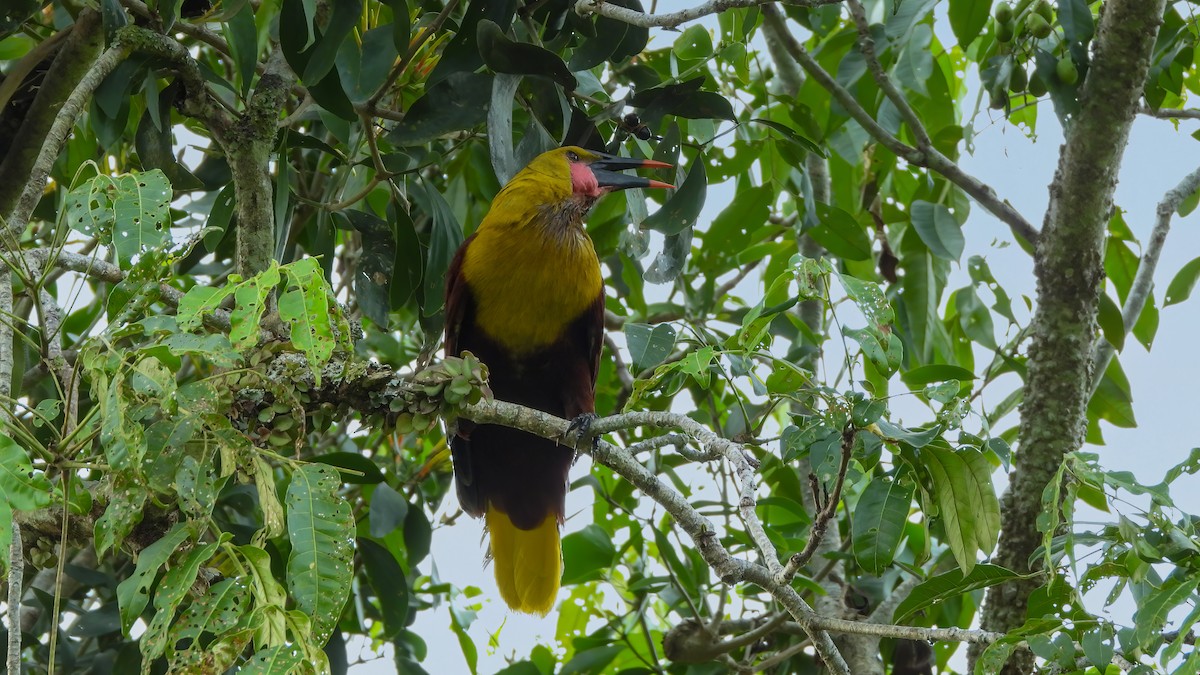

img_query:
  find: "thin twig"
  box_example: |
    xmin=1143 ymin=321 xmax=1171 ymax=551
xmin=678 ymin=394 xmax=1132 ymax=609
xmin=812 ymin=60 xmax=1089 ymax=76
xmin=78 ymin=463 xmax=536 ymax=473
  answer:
xmin=776 ymin=427 xmax=854 ymax=583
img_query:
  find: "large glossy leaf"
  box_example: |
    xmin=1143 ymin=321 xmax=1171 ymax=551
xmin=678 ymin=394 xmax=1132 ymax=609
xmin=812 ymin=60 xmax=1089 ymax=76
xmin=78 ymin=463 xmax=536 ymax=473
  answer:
xmin=337 ymin=210 xmax=397 ymax=329
xmin=388 ymin=72 xmax=494 ymax=146
xmin=1164 ymin=255 xmax=1200 ymax=306
xmin=285 ymin=464 xmax=354 ymax=644
xmin=948 ymin=0 xmax=991 ymax=48
xmin=641 ymin=156 xmax=706 ymax=235
xmin=359 ymin=538 xmax=409 ymax=639
xmin=852 ymin=478 xmax=913 ymax=574
xmin=808 ymin=204 xmax=871 ymax=261
xmin=562 ymin=524 xmax=618 ymax=585
xmin=911 ymin=200 xmax=965 ymax=261
xmin=116 ymin=522 xmax=194 ymax=633
xmin=893 ymin=564 xmax=1022 ymax=623
xmin=477 ymin=20 xmax=576 ymax=89
xmin=921 ymin=445 xmax=1001 ymax=574
xmin=625 ymin=323 xmax=676 ymax=371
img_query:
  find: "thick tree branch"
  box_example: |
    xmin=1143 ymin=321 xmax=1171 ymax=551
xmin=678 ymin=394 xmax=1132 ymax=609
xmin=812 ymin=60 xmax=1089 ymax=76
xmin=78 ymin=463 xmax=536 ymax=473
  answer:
xmin=980 ymin=1 xmax=1168 ymax=672
xmin=574 ymin=0 xmax=844 ymax=29
xmin=1089 ymin=163 xmax=1200 ymax=396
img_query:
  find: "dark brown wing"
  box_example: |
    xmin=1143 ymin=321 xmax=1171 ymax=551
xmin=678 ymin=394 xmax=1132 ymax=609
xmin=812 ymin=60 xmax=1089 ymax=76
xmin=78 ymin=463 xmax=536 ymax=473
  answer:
xmin=444 ymin=234 xmax=485 ymax=516
xmin=443 ymin=232 xmax=477 ymax=360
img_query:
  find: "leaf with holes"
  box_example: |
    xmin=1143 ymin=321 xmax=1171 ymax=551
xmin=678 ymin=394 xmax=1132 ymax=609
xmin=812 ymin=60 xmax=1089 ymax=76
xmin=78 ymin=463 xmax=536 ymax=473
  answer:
xmin=64 ymin=170 xmax=172 ymax=268
xmin=286 ymin=464 xmax=354 ymax=644
xmin=0 ymin=437 xmax=52 ymax=556
xmin=116 ymin=522 xmax=194 ymax=633
xmin=141 ymin=538 xmax=223 ymax=662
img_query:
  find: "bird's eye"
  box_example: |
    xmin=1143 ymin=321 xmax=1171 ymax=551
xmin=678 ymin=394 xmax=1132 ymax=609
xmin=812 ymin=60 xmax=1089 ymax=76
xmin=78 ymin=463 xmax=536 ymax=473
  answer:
xmin=566 ymin=150 xmax=580 ymax=162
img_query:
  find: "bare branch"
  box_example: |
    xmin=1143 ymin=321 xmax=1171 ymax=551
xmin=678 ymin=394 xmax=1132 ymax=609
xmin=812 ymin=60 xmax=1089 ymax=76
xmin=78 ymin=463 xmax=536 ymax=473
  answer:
xmin=574 ymin=0 xmax=844 ymax=29
xmin=1139 ymin=106 xmax=1200 ymax=120
xmin=1089 ymin=162 xmax=1200 ymax=396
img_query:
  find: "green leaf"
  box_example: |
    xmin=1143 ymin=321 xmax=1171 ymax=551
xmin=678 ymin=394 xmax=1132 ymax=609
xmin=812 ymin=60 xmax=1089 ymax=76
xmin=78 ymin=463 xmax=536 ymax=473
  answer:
xmin=1057 ymin=0 xmax=1094 ymax=45
xmin=173 ymin=578 xmax=251 ymax=642
xmin=279 ymin=258 xmax=341 ymax=386
xmin=561 ymin=646 xmax=625 ymax=675
xmin=388 ymin=72 xmax=493 ymax=146
xmin=116 ymin=522 xmax=194 ymax=633
xmin=1165 ymin=255 xmax=1200 ymax=306
xmin=404 ymin=502 xmax=432 ymax=567
xmin=477 ymin=20 xmax=576 ymax=89
xmin=241 ymin=645 xmax=305 ymax=675
xmin=142 ymin=538 xmax=223 ymax=661
xmin=414 ymin=179 xmax=463 ymax=316
xmin=624 ymin=323 xmax=676 ymax=371
xmin=955 ymin=286 xmax=997 ymax=349
xmin=641 ymin=157 xmax=707 ymax=235
xmin=369 ymin=483 xmax=409 ymax=538
xmin=673 ymin=25 xmax=712 ymax=60
xmin=64 ymin=170 xmax=172 ymax=267
xmin=902 ymin=364 xmax=977 ymax=386
xmin=948 ymin=0 xmax=991 ymax=48
xmin=285 ymin=464 xmax=354 ymax=644
xmin=313 ymin=451 xmax=386 ymax=484
xmin=359 ymin=538 xmax=409 ymax=639
xmin=874 ymin=419 xmax=941 ymax=449
xmin=337 ymin=25 xmax=399 ymax=104
xmin=562 ymin=524 xmax=618 ymax=585
xmin=750 ymin=118 xmax=825 ymax=157
xmin=1097 ymin=292 xmax=1125 ymax=352
xmin=224 ymin=3 xmax=258 ymax=96
xmin=893 ymin=564 xmax=1022 ymax=623
xmin=808 ymin=203 xmax=871 ymax=261
xmin=300 ymin=0 xmax=361 ymax=84
xmin=852 ymin=479 xmax=913 ymax=574
xmin=911 ymin=200 xmax=965 ymax=261
xmin=922 ymin=445 xmax=1001 ymax=574
xmin=1133 ymin=574 xmax=1200 ymax=648
xmin=0 ymin=437 xmax=52 ymax=561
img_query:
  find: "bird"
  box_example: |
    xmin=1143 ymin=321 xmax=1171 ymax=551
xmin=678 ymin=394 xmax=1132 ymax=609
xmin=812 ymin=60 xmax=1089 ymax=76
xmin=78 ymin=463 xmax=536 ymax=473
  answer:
xmin=444 ymin=145 xmax=672 ymax=615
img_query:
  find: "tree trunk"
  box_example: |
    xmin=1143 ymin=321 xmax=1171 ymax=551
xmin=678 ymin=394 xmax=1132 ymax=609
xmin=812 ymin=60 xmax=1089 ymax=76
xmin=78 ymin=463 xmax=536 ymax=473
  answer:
xmin=976 ymin=2 xmax=1167 ymax=672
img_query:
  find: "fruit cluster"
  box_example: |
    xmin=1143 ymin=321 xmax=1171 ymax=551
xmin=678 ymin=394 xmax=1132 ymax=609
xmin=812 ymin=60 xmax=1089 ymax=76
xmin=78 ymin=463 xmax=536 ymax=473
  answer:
xmin=387 ymin=353 xmax=490 ymax=434
xmin=988 ymin=0 xmax=1080 ymax=109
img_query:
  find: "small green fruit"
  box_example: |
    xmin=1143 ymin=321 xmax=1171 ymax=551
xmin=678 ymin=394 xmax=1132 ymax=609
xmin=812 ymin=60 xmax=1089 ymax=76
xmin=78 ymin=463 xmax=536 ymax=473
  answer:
xmin=1034 ymin=0 xmax=1053 ymax=22
xmin=990 ymin=92 xmax=1008 ymax=110
xmin=997 ymin=19 xmax=1015 ymax=43
xmin=994 ymin=2 xmax=1013 ymax=23
xmin=1028 ymin=72 xmax=1048 ymax=97
xmin=1009 ymin=65 xmax=1028 ymax=92
xmin=1026 ymin=13 xmax=1052 ymax=39
xmin=1056 ymin=57 xmax=1078 ymax=84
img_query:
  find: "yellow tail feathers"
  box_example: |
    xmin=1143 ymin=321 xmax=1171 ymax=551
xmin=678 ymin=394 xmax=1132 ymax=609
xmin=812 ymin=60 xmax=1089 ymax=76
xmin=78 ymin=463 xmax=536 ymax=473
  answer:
xmin=485 ymin=508 xmax=561 ymax=616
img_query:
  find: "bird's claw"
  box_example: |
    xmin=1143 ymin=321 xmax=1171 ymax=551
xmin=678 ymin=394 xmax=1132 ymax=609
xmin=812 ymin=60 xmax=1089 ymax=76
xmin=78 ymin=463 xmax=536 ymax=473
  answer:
xmin=566 ymin=413 xmax=600 ymax=456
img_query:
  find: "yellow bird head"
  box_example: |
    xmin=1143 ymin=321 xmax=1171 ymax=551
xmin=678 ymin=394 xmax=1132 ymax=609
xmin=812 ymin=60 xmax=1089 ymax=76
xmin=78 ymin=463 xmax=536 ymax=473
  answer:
xmin=486 ymin=146 xmax=673 ymax=231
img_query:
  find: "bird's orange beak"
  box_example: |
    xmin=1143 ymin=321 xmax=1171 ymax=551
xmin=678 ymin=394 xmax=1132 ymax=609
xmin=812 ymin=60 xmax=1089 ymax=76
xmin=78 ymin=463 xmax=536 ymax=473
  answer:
xmin=590 ymin=153 xmax=674 ymax=191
